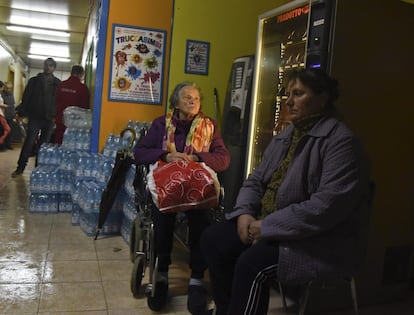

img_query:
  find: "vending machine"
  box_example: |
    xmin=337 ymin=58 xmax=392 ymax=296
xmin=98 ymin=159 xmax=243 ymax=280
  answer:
xmin=220 ymin=55 xmax=254 ymax=211
xmin=245 ymin=0 xmax=336 ymax=175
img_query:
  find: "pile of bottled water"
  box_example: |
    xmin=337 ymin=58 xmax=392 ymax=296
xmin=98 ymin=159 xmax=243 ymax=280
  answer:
xmin=28 ymin=113 xmax=150 ymax=240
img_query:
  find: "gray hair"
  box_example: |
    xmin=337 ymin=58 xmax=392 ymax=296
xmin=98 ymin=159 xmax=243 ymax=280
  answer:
xmin=168 ymin=81 xmax=201 ymax=109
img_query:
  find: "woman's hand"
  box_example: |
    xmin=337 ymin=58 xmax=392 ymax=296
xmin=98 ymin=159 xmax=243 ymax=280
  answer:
xmin=165 ymin=152 xmax=199 ymax=162
xmin=237 ymin=214 xmax=256 ymax=245
xmin=248 ymin=219 xmax=263 ymax=241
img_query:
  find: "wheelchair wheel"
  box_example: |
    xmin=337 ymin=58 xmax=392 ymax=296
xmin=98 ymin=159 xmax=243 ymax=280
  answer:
xmin=129 ymin=217 xmax=142 ymax=262
xmin=130 ymin=254 xmax=145 ymax=298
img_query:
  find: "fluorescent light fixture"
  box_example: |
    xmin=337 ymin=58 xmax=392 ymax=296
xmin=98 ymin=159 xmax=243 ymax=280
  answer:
xmin=31 ymin=35 xmax=70 ymax=43
xmin=10 ymin=15 xmax=68 ymax=30
xmin=28 ymin=54 xmax=71 ymax=63
xmin=30 ymin=42 xmax=69 ymax=58
xmin=11 ymin=3 xmax=69 ymax=16
xmin=6 ymin=25 xmax=70 ymax=37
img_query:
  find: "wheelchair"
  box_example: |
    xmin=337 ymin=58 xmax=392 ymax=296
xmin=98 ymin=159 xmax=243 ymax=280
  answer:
xmin=129 ymin=162 xmax=224 ymax=309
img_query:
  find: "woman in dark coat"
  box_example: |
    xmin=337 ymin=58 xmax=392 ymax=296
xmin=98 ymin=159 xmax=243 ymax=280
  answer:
xmin=201 ymin=68 xmax=371 ymax=315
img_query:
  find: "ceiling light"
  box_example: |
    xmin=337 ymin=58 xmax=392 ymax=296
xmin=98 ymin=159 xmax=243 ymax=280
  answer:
xmin=31 ymin=35 xmax=70 ymax=43
xmin=10 ymin=15 xmax=68 ymax=30
xmin=28 ymin=55 xmax=71 ymax=63
xmin=11 ymin=3 xmax=69 ymax=15
xmin=30 ymin=42 xmax=69 ymax=58
xmin=6 ymin=25 xmax=70 ymax=37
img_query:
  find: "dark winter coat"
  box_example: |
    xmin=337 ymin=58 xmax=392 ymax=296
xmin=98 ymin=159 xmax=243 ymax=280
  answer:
xmin=17 ymin=73 xmax=61 ymax=120
xmin=227 ymin=114 xmax=371 ymax=284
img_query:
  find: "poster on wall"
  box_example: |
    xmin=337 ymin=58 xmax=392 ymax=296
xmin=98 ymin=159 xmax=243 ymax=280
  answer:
xmin=109 ymin=24 xmax=166 ymax=105
xmin=185 ymin=39 xmax=210 ymax=75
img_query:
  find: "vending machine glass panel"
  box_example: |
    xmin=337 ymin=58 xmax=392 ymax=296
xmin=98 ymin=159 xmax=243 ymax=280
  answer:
xmin=246 ymin=0 xmax=310 ymax=175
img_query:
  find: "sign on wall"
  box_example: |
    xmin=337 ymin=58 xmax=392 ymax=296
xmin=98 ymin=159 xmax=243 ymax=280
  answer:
xmin=185 ymin=39 xmax=210 ymax=75
xmin=109 ymin=24 xmax=166 ymax=105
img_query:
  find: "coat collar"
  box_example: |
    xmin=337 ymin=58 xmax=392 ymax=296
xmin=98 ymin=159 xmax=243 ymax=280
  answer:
xmin=275 ymin=113 xmax=340 ymax=140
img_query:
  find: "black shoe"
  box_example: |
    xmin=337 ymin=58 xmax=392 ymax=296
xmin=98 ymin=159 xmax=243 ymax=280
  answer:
xmin=6 ymin=146 xmax=13 ymax=150
xmin=11 ymin=169 xmax=24 ymax=177
xmin=187 ymin=285 xmax=208 ymax=315
xmin=147 ymin=281 xmax=168 ymax=311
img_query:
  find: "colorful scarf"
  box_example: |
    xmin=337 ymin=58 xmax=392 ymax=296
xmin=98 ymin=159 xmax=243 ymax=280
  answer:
xmin=164 ymin=110 xmax=214 ymax=154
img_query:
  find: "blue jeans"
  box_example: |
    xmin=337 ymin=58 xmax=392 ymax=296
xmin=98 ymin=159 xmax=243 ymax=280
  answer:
xmin=16 ymin=118 xmax=54 ymax=171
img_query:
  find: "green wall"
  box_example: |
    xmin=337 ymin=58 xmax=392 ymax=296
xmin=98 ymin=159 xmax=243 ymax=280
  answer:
xmin=168 ymin=0 xmax=290 ymax=125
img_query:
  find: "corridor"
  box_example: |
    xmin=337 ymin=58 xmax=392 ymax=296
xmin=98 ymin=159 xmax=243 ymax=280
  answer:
xmin=0 ymin=146 xmax=413 ymax=314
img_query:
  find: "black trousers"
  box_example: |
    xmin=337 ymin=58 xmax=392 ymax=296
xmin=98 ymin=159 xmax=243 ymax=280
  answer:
xmin=17 ymin=118 xmax=54 ymax=171
xmin=201 ymin=220 xmax=279 ymax=315
xmin=153 ymin=208 xmax=211 ymax=279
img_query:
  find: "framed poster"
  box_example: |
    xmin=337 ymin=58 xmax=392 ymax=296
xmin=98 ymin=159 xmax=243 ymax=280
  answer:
xmin=109 ymin=24 xmax=166 ymax=105
xmin=185 ymin=40 xmax=210 ymax=75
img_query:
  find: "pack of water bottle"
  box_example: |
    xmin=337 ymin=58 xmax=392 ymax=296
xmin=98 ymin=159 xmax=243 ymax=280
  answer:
xmin=63 ymin=106 xmax=92 ymax=130
xmin=79 ymin=187 xmax=125 ymax=236
xmin=62 ymin=128 xmax=91 ymax=151
xmin=29 ymin=193 xmax=58 ymax=213
xmin=126 ymin=120 xmax=151 ymax=147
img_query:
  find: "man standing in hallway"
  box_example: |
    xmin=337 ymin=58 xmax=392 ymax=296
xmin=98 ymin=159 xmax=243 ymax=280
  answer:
xmin=54 ymin=65 xmax=90 ymax=144
xmin=11 ymin=57 xmax=61 ymax=177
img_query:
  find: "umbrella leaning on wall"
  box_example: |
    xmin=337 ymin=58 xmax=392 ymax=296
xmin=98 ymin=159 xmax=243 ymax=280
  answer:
xmin=95 ymin=127 xmax=136 ymax=240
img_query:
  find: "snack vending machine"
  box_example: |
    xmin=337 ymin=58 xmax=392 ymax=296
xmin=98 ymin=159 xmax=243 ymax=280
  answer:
xmin=245 ymin=0 xmax=336 ymax=175
xmin=220 ymin=55 xmax=254 ymax=211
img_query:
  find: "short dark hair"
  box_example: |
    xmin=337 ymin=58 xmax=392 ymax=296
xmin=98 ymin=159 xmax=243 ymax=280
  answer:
xmin=0 ymin=81 xmax=4 ymax=88
xmin=45 ymin=57 xmax=57 ymax=68
xmin=287 ymin=68 xmax=339 ymax=107
xmin=71 ymin=65 xmax=85 ymax=76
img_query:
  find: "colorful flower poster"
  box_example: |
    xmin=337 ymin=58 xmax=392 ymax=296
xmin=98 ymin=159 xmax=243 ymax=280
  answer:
xmin=109 ymin=24 xmax=166 ymax=104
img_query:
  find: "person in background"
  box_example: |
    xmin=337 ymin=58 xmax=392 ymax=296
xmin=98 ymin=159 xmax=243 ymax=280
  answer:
xmin=0 ymin=101 xmax=11 ymax=151
xmin=200 ymin=68 xmax=371 ymax=315
xmin=11 ymin=57 xmax=61 ymax=177
xmin=54 ymin=65 xmax=90 ymax=144
xmin=1 ymin=81 xmax=16 ymax=150
xmin=134 ymin=82 xmax=230 ymax=314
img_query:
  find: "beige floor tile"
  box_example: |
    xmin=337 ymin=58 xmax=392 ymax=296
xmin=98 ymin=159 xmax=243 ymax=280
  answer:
xmin=38 ymin=312 xmax=107 ymax=315
xmin=102 ymin=279 xmax=144 ymax=310
xmin=47 ymin=241 xmax=97 ymax=261
xmin=43 ymin=260 xmax=101 ymax=282
xmin=0 ymin=283 xmax=40 ymax=314
xmin=38 ymin=282 xmax=106 ymax=312
xmin=99 ymin=259 xmax=133 ymax=281
xmin=0 ymin=241 xmax=48 ymax=262
xmin=49 ymin=223 xmax=93 ymax=245
xmin=95 ymin=236 xmax=130 ymax=260
xmin=0 ymin=260 xmax=45 ymax=284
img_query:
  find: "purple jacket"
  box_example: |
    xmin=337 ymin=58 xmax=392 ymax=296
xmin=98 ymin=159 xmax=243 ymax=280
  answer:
xmin=134 ymin=114 xmax=230 ymax=173
xmin=227 ymin=114 xmax=371 ymax=284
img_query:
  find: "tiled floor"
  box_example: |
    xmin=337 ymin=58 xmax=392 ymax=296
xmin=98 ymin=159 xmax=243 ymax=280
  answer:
xmin=1 ymin=145 xmax=413 ymax=314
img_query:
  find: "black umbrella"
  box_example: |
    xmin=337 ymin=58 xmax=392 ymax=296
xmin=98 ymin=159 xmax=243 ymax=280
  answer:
xmin=95 ymin=127 xmax=136 ymax=239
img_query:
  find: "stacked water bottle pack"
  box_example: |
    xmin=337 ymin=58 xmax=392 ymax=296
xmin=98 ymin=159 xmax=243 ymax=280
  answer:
xmin=120 ymin=164 xmax=137 ymax=245
xmin=29 ymin=144 xmax=73 ymax=213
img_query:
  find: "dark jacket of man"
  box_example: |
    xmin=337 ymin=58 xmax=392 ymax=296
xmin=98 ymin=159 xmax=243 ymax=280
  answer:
xmin=18 ymin=73 xmax=61 ymax=120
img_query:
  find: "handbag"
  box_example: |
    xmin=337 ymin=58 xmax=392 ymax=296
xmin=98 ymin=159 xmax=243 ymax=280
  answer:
xmin=147 ymin=160 xmax=220 ymax=213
